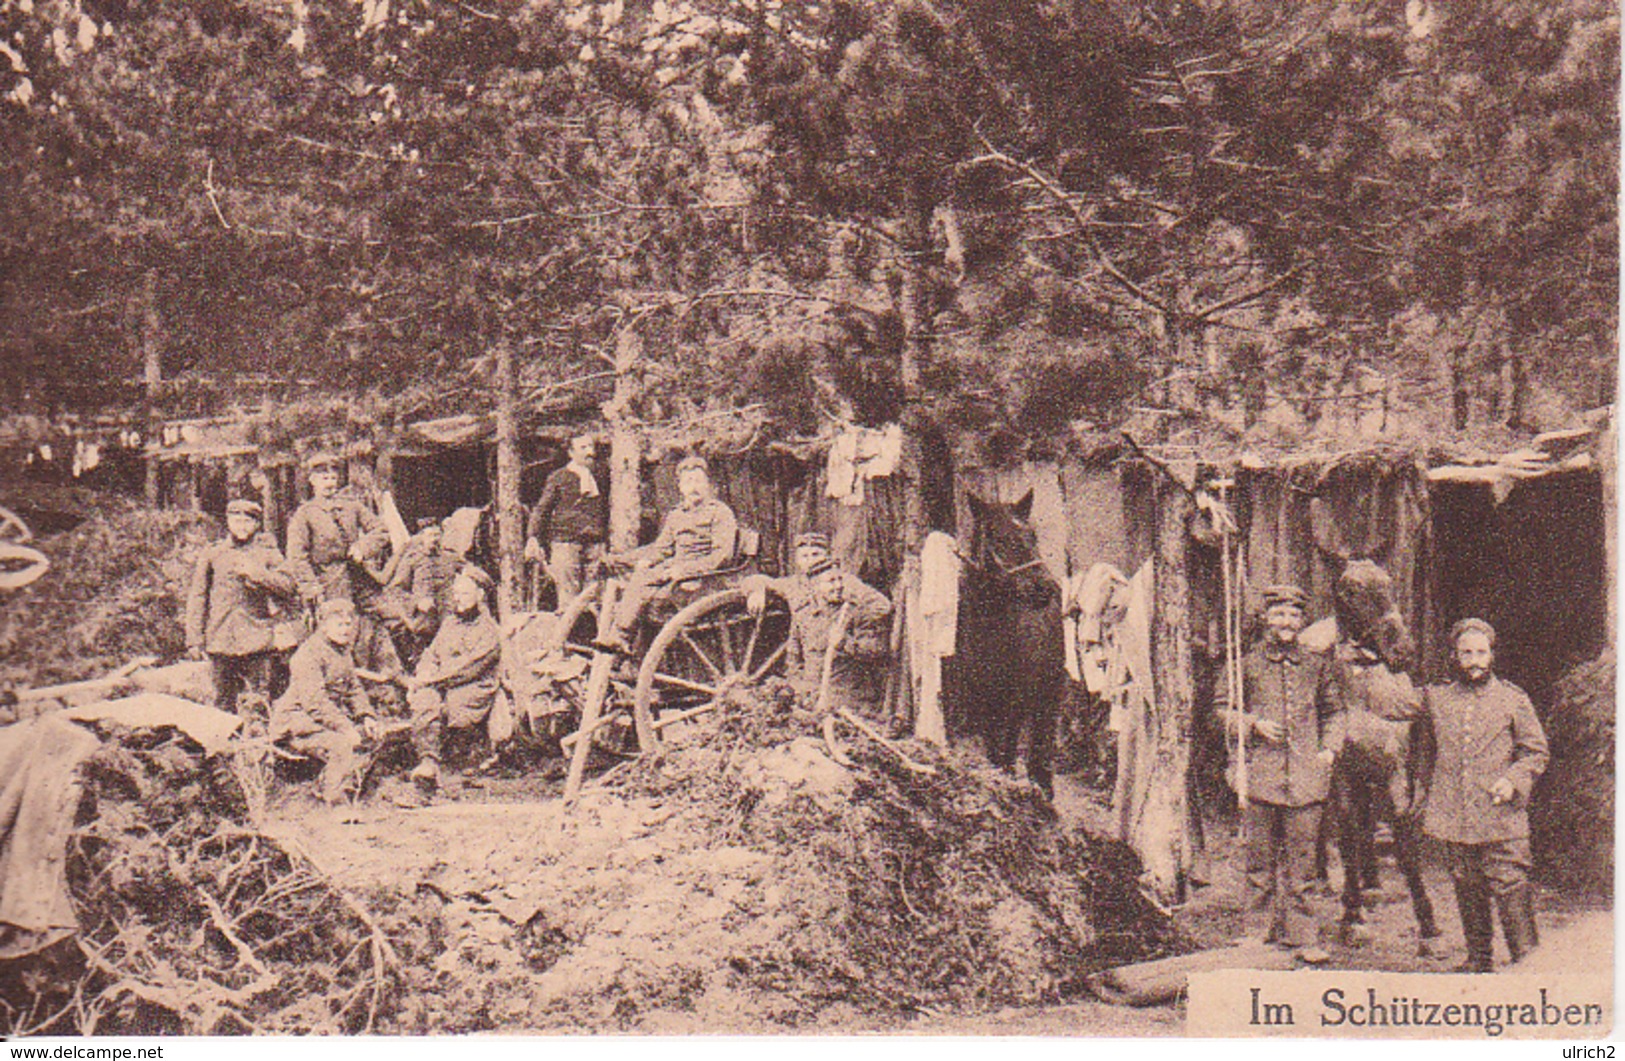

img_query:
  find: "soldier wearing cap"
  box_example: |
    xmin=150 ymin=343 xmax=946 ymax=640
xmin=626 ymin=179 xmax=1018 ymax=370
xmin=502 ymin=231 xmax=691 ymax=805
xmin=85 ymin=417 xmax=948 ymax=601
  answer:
xmin=185 ymin=498 xmax=299 ymax=712
xmin=525 ymin=433 xmax=608 ymax=608
xmin=286 ymin=452 xmax=392 ymax=605
xmin=271 ymin=598 xmax=376 ymax=806
xmin=377 ymin=516 xmax=461 ymax=668
xmin=406 ymin=565 xmax=502 ymax=794
xmin=599 ymin=455 xmax=738 ymax=652
xmin=1417 ymin=618 xmax=1549 ymax=972
xmin=743 ymin=530 xmax=833 ymax=616
xmin=286 ymin=451 xmax=404 ymax=687
xmin=783 ymin=553 xmax=893 ymax=716
xmin=1217 ymin=582 xmax=1343 ymax=963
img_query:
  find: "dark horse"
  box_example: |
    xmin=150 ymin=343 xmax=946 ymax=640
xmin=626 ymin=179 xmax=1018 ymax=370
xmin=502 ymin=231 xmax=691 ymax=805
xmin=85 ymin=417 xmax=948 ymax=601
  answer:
xmin=957 ymin=491 xmax=1065 ymax=800
xmin=1326 ymin=559 xmax=1441 ymax=952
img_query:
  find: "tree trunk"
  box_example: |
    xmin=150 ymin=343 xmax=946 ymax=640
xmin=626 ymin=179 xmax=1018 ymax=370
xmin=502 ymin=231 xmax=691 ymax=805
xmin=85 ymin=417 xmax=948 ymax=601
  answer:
xmin=1144 ymin=479 xmax=1196 ymax=904
xmin=494 ymin=338 xmax=521 ymax=621
xmin=1507 ymin=352 xmax=1527 ymax=430
xmin=1450 ymin=348 xmax=1470 ymax=432
xmin=606 ymin=327 xmax=644 ymax=553
xmin=141 ymin=270 xmax=162 ymax=504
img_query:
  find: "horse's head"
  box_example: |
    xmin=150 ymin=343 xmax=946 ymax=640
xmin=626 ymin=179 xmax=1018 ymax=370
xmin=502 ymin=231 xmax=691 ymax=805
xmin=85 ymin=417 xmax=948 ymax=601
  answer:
xmin=964 ymin=490 xmax=1057 ymax=612
xmin=1334 ymin=558 xmax=1415 ymax=672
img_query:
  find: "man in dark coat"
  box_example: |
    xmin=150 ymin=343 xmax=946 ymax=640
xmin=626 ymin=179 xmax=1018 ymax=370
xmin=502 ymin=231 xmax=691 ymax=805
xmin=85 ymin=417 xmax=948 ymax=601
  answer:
xmin=285 ymin=452 xmax=391 ymax=605
xmin=1418 ymin=617 xmax=1549 ymax=972
xmin=185 ymin=498 xmax=298 ymax=712
xmin=1218 ymin=584 xmax=1344 ymax=964
xmin=525 ymin=434 xmax=608 ymax=609
xmin=270 ymin=598 xmax=376 ymax=806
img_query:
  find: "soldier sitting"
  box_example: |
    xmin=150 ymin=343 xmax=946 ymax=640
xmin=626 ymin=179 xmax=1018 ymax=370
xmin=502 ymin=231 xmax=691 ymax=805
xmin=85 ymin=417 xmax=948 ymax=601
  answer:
xmin=406 ymin=565 xmax=502 ymax=795
xmin=270 ymin=598 xmax=377 ymax=808
xmin=783 ymin=555 xmax=892 ymax=717
xmin=375 ymin=517 xmax=460 ymax=670
xmin=597 ymin=455 xmax=737 ymax=653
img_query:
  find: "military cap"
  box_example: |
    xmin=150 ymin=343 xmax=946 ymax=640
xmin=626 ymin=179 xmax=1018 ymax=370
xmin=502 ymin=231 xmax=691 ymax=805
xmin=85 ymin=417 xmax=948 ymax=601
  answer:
xmin=304 ymin=451 xmax=343 ymax=473
xmin=805 ymin=555 xmax=836 ymax=577
xmin=676 ymin=454 xmax=710 ymax=476
xmin=225 ymin=498 xmax=263 ymax=520
xmin=1450 ymin=616 xmax=1496 ymax=648
xmin=792 ymin=531 xmax=831 ymax=552
xmin=317 ymin=597 xmax=356 ymax=621
xmin=1261 ymin=584 xmax=1309 ymax=610
xmin=456 ymin=564 xmax=494 ymax=591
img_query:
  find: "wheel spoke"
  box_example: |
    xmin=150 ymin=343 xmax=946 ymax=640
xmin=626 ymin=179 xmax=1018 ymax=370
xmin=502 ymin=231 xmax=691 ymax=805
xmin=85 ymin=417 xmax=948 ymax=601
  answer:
xmin=749 ymin=641 xmax=788 ymax=683
xmin=718 ymin=614 xmax=737 ymax=674
xmin=679 ymin=631 xmax=724 ymax=680
xmin=649 ymin=672 xmax=719 ymax=697
xmin=742 ymin=611 xmax=765 ymax=673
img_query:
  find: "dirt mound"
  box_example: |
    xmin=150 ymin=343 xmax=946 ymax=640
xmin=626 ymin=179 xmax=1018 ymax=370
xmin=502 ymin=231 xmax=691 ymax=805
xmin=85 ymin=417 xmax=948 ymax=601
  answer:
xmin=387 ymin=681 xmax=1181 ymax=1031
xmin=0 ymin=492 xmax=212 ymax=693
xmin=1531 ymin=652 xmax=1613 ymax=897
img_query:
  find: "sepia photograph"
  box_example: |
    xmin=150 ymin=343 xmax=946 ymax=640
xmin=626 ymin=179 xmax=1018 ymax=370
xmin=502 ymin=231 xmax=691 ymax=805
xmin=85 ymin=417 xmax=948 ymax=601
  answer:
xmin=0 ymin=0 xmax=1616 ymax=1043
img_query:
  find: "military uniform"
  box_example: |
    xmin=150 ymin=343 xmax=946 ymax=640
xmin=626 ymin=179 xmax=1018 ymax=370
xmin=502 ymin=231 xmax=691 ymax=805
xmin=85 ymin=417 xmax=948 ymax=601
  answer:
xmin=784 ymin=571 xmax=892 ymax=715
xmin=604 ymin=494 xmax=738 ymax=646
xmin=1419 ymin=675 xmax=1549 ymax=970
xmin=286 ymin=488 xmax=402 ymax=687
xmin=185 ymin=521 xmax=298 ymax=712
xmin=376 ymin=532 xmax=462 ymax=665
xmin=271 ymin=631 xmax=372 ymax=804
xmin=408 ymin=604 xmax=502 ymax=768
xmin=1219 ymin=638 xmax=1344 ymax=949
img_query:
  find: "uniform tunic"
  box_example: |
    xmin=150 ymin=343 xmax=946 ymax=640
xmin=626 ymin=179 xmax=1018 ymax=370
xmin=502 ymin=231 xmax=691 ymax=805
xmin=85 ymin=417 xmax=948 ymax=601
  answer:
xmin=409 ymin=606 xmax=502 ymax=730
xmin=1419 ymin=677 xmax=1549 ymax=845
xmin=1218 ymin=641 xmax=1343 ymax=807
xmin=185 ymin=537 xmax=298 ymax=657
xmin=785 ymin=572 xmax=893 ymax=712
xmin=271 ymin=634 xmax=371 ymax=802
xmin=286 ymin=495 xmax=390 ymax=602
xmin=606 ymin=496 xmax=739 ymax=641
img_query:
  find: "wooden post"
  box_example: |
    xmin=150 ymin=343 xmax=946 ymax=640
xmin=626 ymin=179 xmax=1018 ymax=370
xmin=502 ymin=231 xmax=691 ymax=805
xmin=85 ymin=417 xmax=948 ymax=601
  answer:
xmin=1144 ymin=479 xmax=1196 ymax=904
xmin=606 ymin=327 xmax=644 ymax=554
xmin=494 ymin=338 xmax=521 ymax=622
xmin=141 ymin=270 xmax=162 ymax=504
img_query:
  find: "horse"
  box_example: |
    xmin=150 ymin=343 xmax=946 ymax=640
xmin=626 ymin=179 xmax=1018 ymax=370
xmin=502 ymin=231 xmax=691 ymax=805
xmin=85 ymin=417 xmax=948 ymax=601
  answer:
xmin=956 ymin=491 xmax=1065 ymax=800
xmin=1325 ymin=559 xmax=1441 ymax=952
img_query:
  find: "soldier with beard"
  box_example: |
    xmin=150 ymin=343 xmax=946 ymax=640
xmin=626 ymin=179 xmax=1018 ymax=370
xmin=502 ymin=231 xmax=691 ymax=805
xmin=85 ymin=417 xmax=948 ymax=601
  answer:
xmin=1418 ymin=618 xmax=1549 ymax=972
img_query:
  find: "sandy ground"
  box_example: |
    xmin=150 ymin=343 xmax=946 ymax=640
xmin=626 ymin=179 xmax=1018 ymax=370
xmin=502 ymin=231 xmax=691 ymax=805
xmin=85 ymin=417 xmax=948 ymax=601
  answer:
xmin=269 ymin=764 xmax=1610 ymax=1035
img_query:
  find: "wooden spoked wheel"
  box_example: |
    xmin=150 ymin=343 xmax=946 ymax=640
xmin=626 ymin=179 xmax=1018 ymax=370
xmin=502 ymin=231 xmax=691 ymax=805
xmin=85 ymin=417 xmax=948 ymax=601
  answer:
xmin=632 ymin=587 xmax=791 ymax=750
xmin=0 ymin=506 xmax=33 ymax=544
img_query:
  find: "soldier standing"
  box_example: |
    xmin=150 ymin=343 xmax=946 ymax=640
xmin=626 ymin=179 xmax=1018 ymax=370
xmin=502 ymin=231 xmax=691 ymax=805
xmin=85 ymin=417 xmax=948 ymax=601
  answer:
xmin=1418 ymin=618 xmax=1549 ymax=973
xmin=185 ymin=498 xmax=298 ymax=712
xmin=525 ymin=433 xmax=608 ymax=609
xmin=1218 ymin=584 xmax=1343 ymax=964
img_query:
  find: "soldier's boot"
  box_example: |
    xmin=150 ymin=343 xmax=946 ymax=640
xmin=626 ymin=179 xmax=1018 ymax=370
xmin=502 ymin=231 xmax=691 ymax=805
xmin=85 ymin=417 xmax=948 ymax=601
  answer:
xmin=1455 ymin=888 xmax=1496 ymax=973
xmin=1496 ymin=884 xmax=1539 ymax=964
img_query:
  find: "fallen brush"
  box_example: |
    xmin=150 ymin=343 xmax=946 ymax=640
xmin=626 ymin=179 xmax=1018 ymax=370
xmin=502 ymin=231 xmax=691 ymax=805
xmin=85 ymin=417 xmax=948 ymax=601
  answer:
xmin=4 ymin=730 xmax=400 ymax=1036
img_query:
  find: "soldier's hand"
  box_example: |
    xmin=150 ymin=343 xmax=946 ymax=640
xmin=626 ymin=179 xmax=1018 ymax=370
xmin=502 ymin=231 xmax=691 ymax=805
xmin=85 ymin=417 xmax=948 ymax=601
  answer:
xmin=348 ymin=542 xmax=369 ymax=563
xmin=1252 ymin=718 xmax=1285 ymax=743
xmin=524 ymin=537 xmax=543 ymax=563
xmin=186 ymin=643 xmax=205 ymax=662
xmin=1317 ymin=749 xmax=1335 ymax=766
xmin=1489 ymin=776 xmax=1516 ymax=805
xmin=746 ymin=587 xmax=768 ymax=616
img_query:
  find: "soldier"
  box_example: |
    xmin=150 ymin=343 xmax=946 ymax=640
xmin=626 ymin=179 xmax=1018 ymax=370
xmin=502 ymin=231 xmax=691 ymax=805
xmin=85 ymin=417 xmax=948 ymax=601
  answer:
xmin=270 ymin=598 xmax=376 ymax=807
xmin=285 ymin=452 xmax=391 ymax=605
xmin=598 ymin=455 xmax=737 ymax=653
xmin=744 ymin=531 xmax=834 ymax=615
xmin=784 ymin=555 xmax=892 ymax=717
xmin=406 ymin=565 xmax=502 ymax=795
xmin=376 ymin=517 xmax=460 ymax=668
xmin=524 ymin=433 xmax=608 ymax=609
xmin=185 ymin=498 xmax=298 ymax=712
xmin=1218 ymin=584 xmax=1343 ymax=965
xmin=286 ymin=451 xmax=404 ymax=693
xmin=1418 ymin=618 xmax=1549 ymax=973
